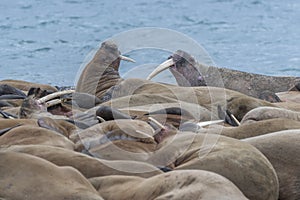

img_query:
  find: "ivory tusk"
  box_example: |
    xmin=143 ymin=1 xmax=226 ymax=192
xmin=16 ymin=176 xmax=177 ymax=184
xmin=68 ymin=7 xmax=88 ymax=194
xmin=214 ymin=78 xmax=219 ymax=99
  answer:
xmin=148 ymin=117 xmax=165 ymax=130
xmin=96 ymin=116 xmax=106 ymax=123
xmin=146 ymin=58 xmax=175 ymax=80
xmin=119 ymin=55 xmax=136 ymax=63
xmin=197 ymin=120 xmax=224 ymax=127
xmin=45 ymin=99 xmax=62 ymax=108
xmin=37 ymin=90 xmax=75 ymax=104
xmin=230 ymin=114 xmax=241 ymax=126
xmin=136 ymin=130 xmax=155 ymax=140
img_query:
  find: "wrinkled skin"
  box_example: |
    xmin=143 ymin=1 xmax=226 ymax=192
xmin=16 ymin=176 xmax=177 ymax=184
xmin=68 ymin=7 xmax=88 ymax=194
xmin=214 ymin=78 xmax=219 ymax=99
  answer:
xmin=90 ymin=170 xmax=248 ymax=200
xmin=243 ymin=130 xmax=300 ymax=200
xmin=166 ymin=50 xmax=300 ymax=102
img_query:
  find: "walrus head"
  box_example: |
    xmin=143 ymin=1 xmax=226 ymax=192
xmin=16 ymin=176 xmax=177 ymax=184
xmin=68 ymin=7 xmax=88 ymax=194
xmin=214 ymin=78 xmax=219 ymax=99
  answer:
xmin=19 ymin=88 xmax=73 ymax=119
xmin=147 ymin=50 xmax=207 ymax=87
xmin=76 ymin=40 xmax=135 ymax=99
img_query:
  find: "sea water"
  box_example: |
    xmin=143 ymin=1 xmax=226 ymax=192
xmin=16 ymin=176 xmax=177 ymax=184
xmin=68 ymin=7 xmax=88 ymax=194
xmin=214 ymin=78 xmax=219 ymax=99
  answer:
xmin=0 ymin=0 xmax=299 ymax=86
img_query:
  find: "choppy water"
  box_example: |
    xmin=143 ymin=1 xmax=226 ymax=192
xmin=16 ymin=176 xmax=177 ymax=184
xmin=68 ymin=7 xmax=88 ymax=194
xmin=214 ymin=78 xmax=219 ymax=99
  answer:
xmin=0 ymin=0 xmax=299 ymax=86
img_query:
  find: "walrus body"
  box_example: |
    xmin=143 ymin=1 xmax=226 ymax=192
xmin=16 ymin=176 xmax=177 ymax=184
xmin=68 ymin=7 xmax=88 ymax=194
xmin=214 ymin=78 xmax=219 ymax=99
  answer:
xmin=2 ymin=144 xmax=162 ymax=178
xmin=241 ymin=106 xmax=300 ymax=124
xmin=243 ymin=130 xmax=300 ymax=200
xmin=0 ymin=151 xmax=103 ymax=200
xmin=196 ymin=118 xmax=300 ymax=139
xmin=90 ymin=170 xmax=248 ymax=200
xmin=0 ymin=79 xmax=58 ymax=92
xmin=0 ymin=125 xmax=74 ymax=150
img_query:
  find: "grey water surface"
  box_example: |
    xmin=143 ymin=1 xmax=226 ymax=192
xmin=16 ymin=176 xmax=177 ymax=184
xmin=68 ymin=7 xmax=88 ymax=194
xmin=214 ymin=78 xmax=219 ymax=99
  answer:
xmin=0 ymin=0 xmax=299 ymax=86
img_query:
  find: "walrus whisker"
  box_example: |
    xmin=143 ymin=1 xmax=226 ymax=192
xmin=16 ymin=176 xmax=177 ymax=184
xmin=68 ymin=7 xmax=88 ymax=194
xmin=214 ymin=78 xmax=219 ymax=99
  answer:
xmin=119 ymin=55 xmax=136 ymax=63
xmin=148 ymin=117 xmax=165 ymax=130
xmin=37 ymin=90 xmax=75 ymax=104
xmin=147 ymin=58 xmax=175 ymax=80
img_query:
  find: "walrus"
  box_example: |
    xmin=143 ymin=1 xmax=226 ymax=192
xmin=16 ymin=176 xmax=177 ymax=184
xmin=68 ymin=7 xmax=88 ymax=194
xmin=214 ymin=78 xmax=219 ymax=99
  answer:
xmin=1 ymin=144 xmax=162 ymax=178
xmin=78 ymin=119 xmax=279 ymax=200
xmin=276 ymin=91 xmax=300 ymax=103
xmin=147 ymin=50 xmax=300 ymax=102
xmin=243 ymin=129 xmax=300 ymax=200
xmin=241 ymin=106 xmax=300 ymax=124
xmin=0 ymin=151 xmax=104 ymax=200
xmin=182 ymin=118 xmax=300 ymax=139
xmin=0 ymin=118 xmax=78 ymax=139
xmin=76 ymin=40 xmax=135 ymax=99
xmin=19 ymin=88 xmax=73 ymax=119
xmin=0 ymin=84 xmax=26 ymax=97
xmin=90 ymin=170 xmax=248 ymax=200
xmin=0 ymin=79 xmax=58 ymax=92
xmin=0 ymin=125 xmax=74 ymax=150
xmin=96 ymin=105 xmax=133 ymax=121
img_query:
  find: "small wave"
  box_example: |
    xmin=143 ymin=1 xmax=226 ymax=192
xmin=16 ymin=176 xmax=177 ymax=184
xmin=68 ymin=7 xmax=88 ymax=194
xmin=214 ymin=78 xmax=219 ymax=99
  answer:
xmin=68 ymin=16 xmax=81 ymax=20
xmin=38 ymin=20 xmax=60 ymax=26
xmin=54 ymin=40 xmax=68 ymax=44
xmin=33 ymin=47 xmax=52 ymax=52
xmin=18 ymin=40 xmax=36 ymax=45
xmin=0 ymin=25 xmax=12 ymax=30
xmin=279 ymin=68 xmax=300 ymax=72
xmin=19 ymin=25 xmax=35 ymax=29
xmin=64 ymin=0 xmax=80 ymax=4
xmin=20 ymin=5 xmax=32 ymax=9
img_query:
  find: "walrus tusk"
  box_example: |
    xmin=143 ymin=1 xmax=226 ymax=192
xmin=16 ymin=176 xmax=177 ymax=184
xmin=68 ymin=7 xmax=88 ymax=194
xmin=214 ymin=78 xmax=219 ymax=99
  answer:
xmin=230 ymin=114 xmax=241 ymax=126
xmin=119 ymin=55 xmax=136 ymax=63
xmin=148 ymin=117 xmax=165 ymax=130
xmin=197 ymin=120 xmax=224 ymax=127
xmin=96 ymin=116 xmax=106 ymax=123
xmin=45 ymin=99 xmax=62 ymax=108
xmin=136 ymin=130 xmax=155 ymax=140
xmin=146 ymin=58 xmax=175 ymax=80
xmin=37 ymin=90 xmax=75 ymax=104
